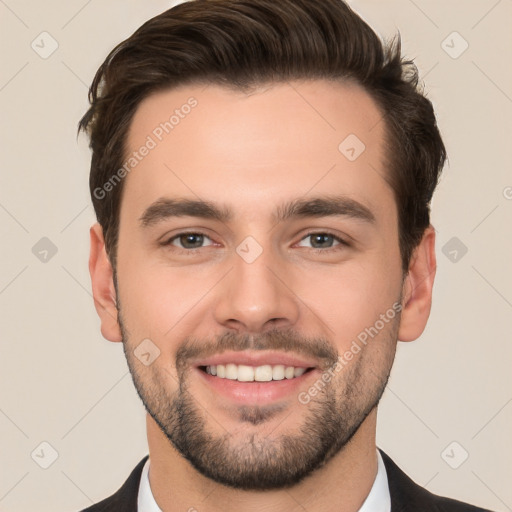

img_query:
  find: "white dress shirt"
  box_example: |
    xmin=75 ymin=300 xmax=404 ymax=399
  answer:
xmin=137 ymin=449 xmax=391 ymax=511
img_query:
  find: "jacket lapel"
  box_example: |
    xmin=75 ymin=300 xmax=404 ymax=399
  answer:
xmin=380 ymin=450 xmax=440 ymax=512
xmin=80 ymin=455 xmax=149 ymax=512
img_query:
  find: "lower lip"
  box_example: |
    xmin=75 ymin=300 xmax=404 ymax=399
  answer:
xmin=196 ymin=367 xmax=318 ymax=404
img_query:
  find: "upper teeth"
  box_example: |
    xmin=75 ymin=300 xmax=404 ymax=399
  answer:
xmin=205 ymin=364 xmax=307 ymax=382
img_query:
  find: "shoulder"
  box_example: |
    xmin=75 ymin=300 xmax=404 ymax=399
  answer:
xmin=380 ymin=450 xmax=494 ymax=512
xmin=76 ymin=451 xmax=495 ymax=511
xmin=77 ymin=456 xmax=149 ymax=512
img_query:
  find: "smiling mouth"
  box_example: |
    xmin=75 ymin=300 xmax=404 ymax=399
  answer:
xmin=199 ymin=364 xmax=314 ymax=382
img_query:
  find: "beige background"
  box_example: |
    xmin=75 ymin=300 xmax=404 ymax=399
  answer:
xmin=0 ymin=0 xmax=511 ymax=511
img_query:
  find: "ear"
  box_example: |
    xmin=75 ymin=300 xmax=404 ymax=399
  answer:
xmin=89 ymin=223 xmax=122 ymax=342
xmin=398 ymin=226 xmax=436 ymax=342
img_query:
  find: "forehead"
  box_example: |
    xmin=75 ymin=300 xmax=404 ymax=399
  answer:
xmin=122 ymin=80 xmax=392 ymax=223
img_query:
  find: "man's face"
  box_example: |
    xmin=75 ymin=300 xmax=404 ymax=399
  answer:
xmin=115 ymin=80 xmax=404 ymax=489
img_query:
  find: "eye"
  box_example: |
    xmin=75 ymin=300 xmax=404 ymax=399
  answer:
xmin=296 ymin=232 xmax=349 ymax=251
xmin=160 ymin=231 xmax=349 ymax=253
xmin=163 ymin=232 xmax=214 ymax=250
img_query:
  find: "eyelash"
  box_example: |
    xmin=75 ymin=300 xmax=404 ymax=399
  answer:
xmin=161 ymin=230 xmax=350 ymax=254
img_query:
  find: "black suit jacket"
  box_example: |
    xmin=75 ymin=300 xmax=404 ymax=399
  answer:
xmin=79 ymin=450 xmax=494 ymax=511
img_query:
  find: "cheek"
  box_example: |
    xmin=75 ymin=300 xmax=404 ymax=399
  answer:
xmin=116 ymin=256 xmax=220 ymax=342
xmin=294 ymin=256 xmax=402 ymax=348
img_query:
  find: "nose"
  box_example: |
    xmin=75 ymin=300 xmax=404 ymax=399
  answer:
xmin=213 ymin=241 xmax=300 ymax=334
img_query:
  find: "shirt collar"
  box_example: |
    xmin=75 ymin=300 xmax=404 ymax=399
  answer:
xmin=137 ymin=449 xmax=390 ymax=512
xmin=359 ymin=450 xmax=391 ymax=512
xmin=137 ymin=457 xmax=162 ymax=512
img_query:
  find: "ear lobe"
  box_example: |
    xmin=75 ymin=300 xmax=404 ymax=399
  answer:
xmin=89 ymin=223 xmax=122 ymax=342
xmin=398 ymin=226 xmax=437 ymax=342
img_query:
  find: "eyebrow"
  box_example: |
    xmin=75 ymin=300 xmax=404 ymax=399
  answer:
xmin=139 ymin=195 xmax=376 ymax=228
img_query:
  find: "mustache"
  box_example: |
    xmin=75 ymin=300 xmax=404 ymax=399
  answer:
xmin=175 ymin=328 xmax=339 ymax=373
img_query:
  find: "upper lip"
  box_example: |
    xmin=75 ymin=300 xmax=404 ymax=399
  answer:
xmin=194 ymin=351 xmax=318 ymax=369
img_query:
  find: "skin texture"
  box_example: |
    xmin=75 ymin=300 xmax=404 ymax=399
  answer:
xmin=89 ymin=80 xmax=436 ymax=511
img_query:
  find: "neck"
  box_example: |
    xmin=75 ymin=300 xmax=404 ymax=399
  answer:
xmin=146 ymin=410 xmax=379 ymax=512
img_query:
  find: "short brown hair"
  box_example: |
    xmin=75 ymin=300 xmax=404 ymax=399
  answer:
xmin=79 ymin=0 xmax=446 ymax=271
